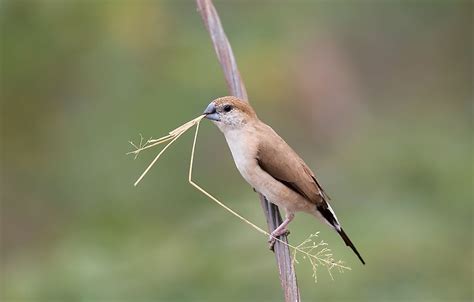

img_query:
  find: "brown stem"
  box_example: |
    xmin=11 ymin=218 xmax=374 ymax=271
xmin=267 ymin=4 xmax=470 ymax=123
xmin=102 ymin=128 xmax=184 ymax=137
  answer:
xmin=195 ymin=1 xmax=301 ymax=301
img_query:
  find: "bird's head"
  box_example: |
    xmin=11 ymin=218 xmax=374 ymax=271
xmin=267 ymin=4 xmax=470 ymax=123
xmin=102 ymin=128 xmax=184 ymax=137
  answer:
xmin=203 ymin=96 xmax=258 ymax=132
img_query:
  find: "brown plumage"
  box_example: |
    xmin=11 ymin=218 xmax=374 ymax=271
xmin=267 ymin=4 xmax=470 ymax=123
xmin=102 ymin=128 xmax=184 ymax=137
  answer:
xmin=203 ymin=96 xmax=365 ymax=265
xmin=212 ymin=96 xmax=258 ymax=119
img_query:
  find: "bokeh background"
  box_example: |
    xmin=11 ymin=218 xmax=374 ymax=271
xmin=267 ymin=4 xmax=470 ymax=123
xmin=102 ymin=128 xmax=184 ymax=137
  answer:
xmin=1 ymin=1 xmax=472 ymax=301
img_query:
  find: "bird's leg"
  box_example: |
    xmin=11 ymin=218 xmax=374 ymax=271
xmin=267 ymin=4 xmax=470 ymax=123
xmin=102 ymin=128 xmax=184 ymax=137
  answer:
xmin=268 ymin=213 xmax=294 ymax=250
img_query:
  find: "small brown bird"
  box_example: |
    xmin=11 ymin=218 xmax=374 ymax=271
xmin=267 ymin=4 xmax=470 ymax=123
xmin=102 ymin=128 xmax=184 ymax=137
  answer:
xmin=203 ymin=96 xmax=365 ymax=265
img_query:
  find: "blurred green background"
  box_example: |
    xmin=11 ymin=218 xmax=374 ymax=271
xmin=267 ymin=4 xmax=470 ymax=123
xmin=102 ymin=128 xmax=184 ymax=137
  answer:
xmin=1 ymin=1 xmax=472 ymax=301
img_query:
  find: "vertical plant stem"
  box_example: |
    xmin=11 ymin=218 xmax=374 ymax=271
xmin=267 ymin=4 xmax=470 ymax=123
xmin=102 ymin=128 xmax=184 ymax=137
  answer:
xmin=195 ymin=1 xmax=301 ymax=301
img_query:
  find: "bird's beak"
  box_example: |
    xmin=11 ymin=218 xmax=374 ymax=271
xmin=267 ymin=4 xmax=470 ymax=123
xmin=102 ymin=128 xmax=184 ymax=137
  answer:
xmin=203 ymin=103 xmax=220 ymax=121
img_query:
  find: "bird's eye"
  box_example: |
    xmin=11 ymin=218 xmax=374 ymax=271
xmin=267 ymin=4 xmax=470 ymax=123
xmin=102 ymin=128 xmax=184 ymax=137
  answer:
xmin=223 ymin=104 xmax=233 ymax=112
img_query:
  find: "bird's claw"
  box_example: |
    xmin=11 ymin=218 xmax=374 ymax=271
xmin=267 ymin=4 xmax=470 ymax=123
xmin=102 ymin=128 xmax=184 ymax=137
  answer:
xmin=268 ymin=237 xmax=276 ymax=251
xmin=268 ymin=229 xmax=290 ymax=251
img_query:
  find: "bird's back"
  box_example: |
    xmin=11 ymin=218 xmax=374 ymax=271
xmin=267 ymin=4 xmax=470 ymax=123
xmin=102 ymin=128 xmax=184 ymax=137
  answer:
xmin=255 ymin=121 xmax=326 ymax=204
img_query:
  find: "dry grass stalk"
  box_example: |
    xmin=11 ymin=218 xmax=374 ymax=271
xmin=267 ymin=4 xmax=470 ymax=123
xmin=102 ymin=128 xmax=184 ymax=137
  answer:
xmin=128 ymin=115 xmax=205 ymax=186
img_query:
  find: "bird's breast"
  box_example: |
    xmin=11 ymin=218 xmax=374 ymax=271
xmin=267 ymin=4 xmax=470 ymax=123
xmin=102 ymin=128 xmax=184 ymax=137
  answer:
xmin=224 ymin=130 xmax=259 ymax=184
xmin=222 ymin=129 xmax=313 ymax=213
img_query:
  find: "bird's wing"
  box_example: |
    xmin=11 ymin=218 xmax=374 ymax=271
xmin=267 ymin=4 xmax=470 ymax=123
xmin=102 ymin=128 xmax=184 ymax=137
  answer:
xmin=256 ymin=126 xmax=366 ymax=265
xmin=256 ymin=126 xmax=329 ymax=205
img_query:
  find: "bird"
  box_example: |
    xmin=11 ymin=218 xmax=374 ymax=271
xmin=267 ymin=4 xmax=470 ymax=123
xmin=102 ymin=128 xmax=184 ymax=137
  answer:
xmin=203 ymin=96 xmax=365 ymax=265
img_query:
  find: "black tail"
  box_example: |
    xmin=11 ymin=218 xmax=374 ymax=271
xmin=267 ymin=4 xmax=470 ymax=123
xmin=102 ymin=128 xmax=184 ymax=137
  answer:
xmin=316 ymin=202 xmax=366 ymax=265
xmin=338 ymin=228 xmax=365 ymax=265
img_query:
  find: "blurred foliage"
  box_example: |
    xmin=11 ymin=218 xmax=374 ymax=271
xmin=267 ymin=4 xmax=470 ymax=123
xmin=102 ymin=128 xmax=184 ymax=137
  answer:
xmin=1 ymin=0 xmax=472 ymax=301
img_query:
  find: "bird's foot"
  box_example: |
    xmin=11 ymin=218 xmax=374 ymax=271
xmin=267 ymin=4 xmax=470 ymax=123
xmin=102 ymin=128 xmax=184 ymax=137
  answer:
xmin=268 ymin=229 xmax=290 ymax=251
